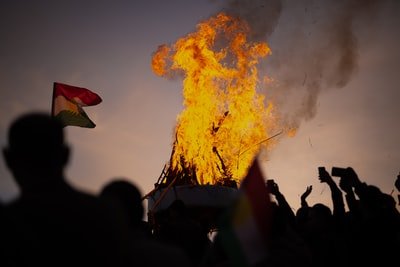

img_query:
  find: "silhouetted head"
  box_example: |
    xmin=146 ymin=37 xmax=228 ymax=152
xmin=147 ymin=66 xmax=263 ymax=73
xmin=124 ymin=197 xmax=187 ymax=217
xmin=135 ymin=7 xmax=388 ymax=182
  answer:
xmin=99 ymin=179 xmax=144 ymax=227
xmin=296 ymin=206 xmax=310 ymax=225
xmin=308 ymin=203 xmax=332 ymax=229
xmin=311 ymin=203 xmax=332 ymax=218
xmin=3 ymin=112 xmax=69 ymax=191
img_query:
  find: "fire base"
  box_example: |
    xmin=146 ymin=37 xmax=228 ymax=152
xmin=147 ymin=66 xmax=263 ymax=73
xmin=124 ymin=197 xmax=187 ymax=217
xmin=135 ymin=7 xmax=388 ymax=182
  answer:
xmin=146 ymin=185 xmax=238 ymax=231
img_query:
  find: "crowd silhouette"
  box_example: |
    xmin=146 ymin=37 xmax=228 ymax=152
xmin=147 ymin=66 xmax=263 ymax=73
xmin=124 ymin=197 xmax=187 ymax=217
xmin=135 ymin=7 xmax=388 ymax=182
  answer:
xmin=1 ymin=112 xmax=399 ymax=267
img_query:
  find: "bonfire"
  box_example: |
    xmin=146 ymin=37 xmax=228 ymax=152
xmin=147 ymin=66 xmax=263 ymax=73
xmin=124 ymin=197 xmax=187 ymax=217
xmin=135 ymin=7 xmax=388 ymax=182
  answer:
xmin=145 ymin=13 xmax=284 ymax=230
xmin=152 ymin=13 xmax=278 ymax=189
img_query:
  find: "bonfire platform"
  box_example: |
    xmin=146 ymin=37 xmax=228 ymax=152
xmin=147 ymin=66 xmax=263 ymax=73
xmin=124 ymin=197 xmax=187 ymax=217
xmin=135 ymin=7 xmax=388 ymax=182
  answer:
xmin=146 ymin=184 xmax=238 ymax=231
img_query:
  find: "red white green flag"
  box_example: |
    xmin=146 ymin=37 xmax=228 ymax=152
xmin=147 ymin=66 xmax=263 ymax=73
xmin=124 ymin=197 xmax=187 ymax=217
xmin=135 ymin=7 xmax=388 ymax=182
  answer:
xmin=51 ymin=82 xmax=102 ymax=128
xmin=217 ymin=158 xmax=272 ymax=267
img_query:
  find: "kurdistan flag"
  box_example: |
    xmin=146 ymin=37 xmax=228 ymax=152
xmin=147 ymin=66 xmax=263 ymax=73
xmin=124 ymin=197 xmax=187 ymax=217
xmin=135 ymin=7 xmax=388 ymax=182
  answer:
xmin=52 ymin=82 xmax=102 ymax=128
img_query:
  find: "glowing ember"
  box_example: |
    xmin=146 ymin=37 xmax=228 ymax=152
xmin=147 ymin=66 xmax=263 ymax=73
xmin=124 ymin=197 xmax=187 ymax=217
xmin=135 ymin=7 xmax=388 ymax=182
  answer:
xmin=152 ymin=13 xmax=278 ymax=185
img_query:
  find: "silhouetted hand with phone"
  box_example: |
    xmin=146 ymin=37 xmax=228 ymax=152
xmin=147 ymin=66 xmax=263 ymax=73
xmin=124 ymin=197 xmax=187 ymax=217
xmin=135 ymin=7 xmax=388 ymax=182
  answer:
xmin=267 ymin=180 xmax=280 ymax=196
xmin=318 ymin=167 xmax=345 ymax=218
xmin=318 ymin=167 xmax=333 ymax=185
xmin=341 ymin=167 xmax=362 ymax=189
xmin=338 ymin=175 xmax=352 ymax=194
xmin=334 ymin=169 xmax=358 ymax=214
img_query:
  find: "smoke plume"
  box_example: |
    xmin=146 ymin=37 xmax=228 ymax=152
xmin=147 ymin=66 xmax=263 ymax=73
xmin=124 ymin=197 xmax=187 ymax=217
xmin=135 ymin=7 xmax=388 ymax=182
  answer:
xmin=220 ymin=0 xmax=384 ymax=130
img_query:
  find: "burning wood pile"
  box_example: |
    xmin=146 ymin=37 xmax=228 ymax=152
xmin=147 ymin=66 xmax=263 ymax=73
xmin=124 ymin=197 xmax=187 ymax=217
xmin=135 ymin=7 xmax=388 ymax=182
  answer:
xmin=152 ymin=13 xmax=278 ymax=186
xmin=157 ymin=132 xmax=239 ymax=188
xmin=146 ymin=13 xmax=281 ymax=225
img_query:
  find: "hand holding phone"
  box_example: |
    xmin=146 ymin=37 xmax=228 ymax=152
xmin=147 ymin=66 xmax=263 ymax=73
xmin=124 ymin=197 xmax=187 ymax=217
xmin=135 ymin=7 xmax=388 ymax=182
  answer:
xmin=318 ymin=166 xmax=329 ymax=183
xmin=331 ymin=167 xmax=347 ymax=177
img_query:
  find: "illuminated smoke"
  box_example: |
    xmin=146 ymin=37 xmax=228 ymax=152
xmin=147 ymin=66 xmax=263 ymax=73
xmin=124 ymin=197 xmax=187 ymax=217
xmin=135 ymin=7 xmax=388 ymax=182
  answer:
xmin=221 ymin=0 xmax=383 ymax=129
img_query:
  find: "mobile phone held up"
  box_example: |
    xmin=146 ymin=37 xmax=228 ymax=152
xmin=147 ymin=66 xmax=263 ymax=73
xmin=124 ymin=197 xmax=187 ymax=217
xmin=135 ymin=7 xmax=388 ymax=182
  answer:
xmin=266 ymin=179 xmax=275 ymax=188
xmin=331 ymin=167 xmax=347 ymax=177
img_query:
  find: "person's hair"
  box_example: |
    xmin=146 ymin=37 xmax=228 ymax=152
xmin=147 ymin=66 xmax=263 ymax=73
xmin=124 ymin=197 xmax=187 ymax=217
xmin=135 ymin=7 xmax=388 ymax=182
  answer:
xmin=7 ymin=112 xmax=65 ymax=162
xmin=311 ymin=203 xmax=332 ymax=219
xmin=3 ymin=112 xmax=70 ymax=191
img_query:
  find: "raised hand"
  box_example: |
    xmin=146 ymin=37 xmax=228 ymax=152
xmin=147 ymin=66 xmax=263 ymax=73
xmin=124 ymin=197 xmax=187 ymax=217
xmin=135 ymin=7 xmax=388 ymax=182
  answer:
xmin=318 ymin=167 xmax=332 ymax=184
xmin=300 ymin=185 xmax=312 ymax=207
xmin=301 ymin=185 xmax=313 ymax=200
xmin=267 ymin=179 xmax=280 ymax=196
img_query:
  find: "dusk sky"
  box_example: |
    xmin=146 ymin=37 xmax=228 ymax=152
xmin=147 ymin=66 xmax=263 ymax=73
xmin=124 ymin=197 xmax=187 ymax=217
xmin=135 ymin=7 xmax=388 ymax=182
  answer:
xmin=1 ymin=0 xmax=399 ymax=213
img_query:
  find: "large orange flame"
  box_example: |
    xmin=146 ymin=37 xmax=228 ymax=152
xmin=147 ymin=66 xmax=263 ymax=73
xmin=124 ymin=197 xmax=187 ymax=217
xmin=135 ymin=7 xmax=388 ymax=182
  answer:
xmin=152 ymin=13 xmax=278 ymax=185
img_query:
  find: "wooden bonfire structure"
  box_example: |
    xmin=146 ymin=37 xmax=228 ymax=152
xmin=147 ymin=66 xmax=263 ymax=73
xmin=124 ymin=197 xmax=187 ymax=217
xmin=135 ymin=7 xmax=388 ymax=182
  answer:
xmin=145 ymin=141 xmax=239 ymax=232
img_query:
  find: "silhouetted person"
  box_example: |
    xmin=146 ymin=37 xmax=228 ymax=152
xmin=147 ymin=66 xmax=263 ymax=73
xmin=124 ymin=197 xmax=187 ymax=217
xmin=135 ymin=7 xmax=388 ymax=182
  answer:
xmin=395 ymin=172 xmax=400 ymax=205
xmin=0 ymin=201 xmax=6 ymax=263
xmin=267 ymin=179 xmax=296 ymax=227
xmin=319 ymin=167 xmax=346 ymax=222
xmin=99 ymin=179 xmax=193 ymax=267
xmin=339 ymin=167 xmax=400 ymax=266
xmin=100 ymin=179 xmax=151 ymax=237
xmin=156 ymin=199 xmax=211 ymax=266
xmin=295 ymin=186 xmax=312 ymax=234
xmin=266 ymin=198 xmax=312 ymax=267
xmin=2 ymin=112 xmax=126 ymax=267
xmin=294 ymin=167 xmax=350 ymax=267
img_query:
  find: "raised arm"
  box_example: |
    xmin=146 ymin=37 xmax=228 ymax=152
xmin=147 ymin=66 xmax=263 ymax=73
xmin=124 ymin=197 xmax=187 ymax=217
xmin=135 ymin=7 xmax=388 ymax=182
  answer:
xmin=300 ymin=185 xmax=312 ymax=208
xmin=319 ymin=167 xmax=345 ymax=219
xmin=337 ymin=169 xmax=359 ymax=214
xmin=267 ymin=180 xmax=296 ymax=227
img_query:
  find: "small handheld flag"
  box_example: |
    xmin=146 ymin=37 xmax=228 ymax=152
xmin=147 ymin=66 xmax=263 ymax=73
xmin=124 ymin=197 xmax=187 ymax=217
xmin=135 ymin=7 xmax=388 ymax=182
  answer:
xmin=51 ymin=82 xmax=102 ymax=128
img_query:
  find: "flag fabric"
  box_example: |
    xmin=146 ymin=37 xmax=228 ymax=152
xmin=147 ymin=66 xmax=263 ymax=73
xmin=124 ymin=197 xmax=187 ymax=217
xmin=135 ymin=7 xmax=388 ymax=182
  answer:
xmin=52 ymin=82 xmax=102 ymax=128
xmin=217 ymin=158 xmax=272 ymax=267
